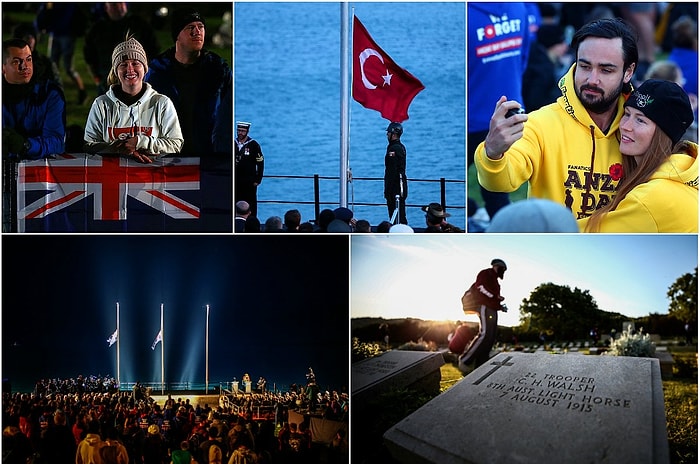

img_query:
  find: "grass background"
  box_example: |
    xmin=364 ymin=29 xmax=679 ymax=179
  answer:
xmin=2 ymin=3 xmax=232 ymax=131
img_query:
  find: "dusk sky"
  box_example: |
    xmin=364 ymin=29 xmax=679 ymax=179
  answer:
xmin=351 ymin=234 xmax=698 ymax=327
xmin=2 ymin=235 xmax=349 ymax=393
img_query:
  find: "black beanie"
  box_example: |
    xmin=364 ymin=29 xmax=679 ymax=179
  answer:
xmin=536 ymin=24 xmax=565 ymax=49
xmin=171 ymin=8 xmax=206 ymax=42
xmin=624 ymin=79 xmax=693 ymax=144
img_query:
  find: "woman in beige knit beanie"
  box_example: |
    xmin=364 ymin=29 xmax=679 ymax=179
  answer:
xmin=83 ymin=35 xmax=183 ymax=161
xmin=107 ymin=35 xmax=148 ymax=93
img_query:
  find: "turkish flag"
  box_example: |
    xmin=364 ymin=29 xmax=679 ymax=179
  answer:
xmin=352 ymin=15 xmax=425 ymax=122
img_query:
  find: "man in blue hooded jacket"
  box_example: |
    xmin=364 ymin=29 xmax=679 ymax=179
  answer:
xmin=2 ymin=38 xmax=66 ymax=160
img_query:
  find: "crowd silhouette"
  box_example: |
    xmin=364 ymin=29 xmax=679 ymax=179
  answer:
xmin=236 ymin=205 xmax=464 ymax=234
xmin=2 ymin=373 xmax=348 ymax=464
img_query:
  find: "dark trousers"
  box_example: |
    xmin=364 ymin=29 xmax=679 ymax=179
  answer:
xmin=386 ymin=196 xmax=407 ymax=224
xmin=236 ymin=183 xmax=258 ymax=218
xmin=460 ymin=305 xmax=498 ymax=368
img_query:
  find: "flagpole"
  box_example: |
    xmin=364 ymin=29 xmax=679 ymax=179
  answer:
xmin=116 ymin=302 xmax=120 ymax=388
xmin=160 ymin=303 xmax=164 ymax=395
xmin=205 ymin=304 xmax=209 ymax=394
xmin=339 ymin=2 xmax=350 ymax=208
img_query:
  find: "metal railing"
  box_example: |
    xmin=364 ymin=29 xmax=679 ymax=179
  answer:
xmin=118 ymin=381 xmax=291 ymax=394
xmin=258 ymin=173 xmax=466 ymax=223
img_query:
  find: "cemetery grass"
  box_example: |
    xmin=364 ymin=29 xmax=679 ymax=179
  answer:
xmin=664 ymin=378 xmax=697 ymax=464
xmin=664 ymin=349 xmax=698 ymax=464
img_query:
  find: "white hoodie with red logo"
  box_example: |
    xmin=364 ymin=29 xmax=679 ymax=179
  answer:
xmin=84 ymin=82 xmax=183 ymax=155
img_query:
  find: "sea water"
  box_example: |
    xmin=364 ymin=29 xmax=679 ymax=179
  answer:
xmin=235 ymin=2 xmax=466 ymax=229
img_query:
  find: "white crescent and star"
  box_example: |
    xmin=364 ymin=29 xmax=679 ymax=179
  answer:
xmin=359 ymin=48 xmax=392 ymax=90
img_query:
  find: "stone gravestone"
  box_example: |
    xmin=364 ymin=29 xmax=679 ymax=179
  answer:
xmin=384 ymin=352 xmax=668 ymax=464
xmin=352 ymin=350 xmax=445 ymax=404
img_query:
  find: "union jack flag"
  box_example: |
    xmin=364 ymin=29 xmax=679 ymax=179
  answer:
xmin=16 ymin=154 xmax=215 ymax=232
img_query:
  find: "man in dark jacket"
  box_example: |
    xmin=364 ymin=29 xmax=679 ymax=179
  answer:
xmin=384 ymin=122 xmax=408 ymax=224
xmin=147 ymin=8 xmax=232 ymax=156
xmin=458 ymin=258 xmax=508 ymax=372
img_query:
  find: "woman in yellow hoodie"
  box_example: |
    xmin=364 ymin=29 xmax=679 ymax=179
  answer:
xmin=581 ymin=79 xmax=698 ymax=232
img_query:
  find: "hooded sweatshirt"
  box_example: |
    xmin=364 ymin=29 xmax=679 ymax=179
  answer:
xmin=578 ymin=146 xmax=698 ymax=232
xmin=76 ymin=433 xmax=104 ymax=464
xmin=463 ymin=267 xmax=502 ymax=312
xmin=84 ymin=82 xmax=183 ymax=155
xmin=475 ymin=64 xmax=629 ymax=220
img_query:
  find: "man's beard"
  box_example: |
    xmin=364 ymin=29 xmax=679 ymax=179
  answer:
xmin=576 ymin=78 xmax=625 ymax=114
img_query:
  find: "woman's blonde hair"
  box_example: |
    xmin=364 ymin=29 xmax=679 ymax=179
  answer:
xmin=585 ymin=128 xmax=695 ymax=231
xmin=107 ymin=68 xmax=119 ymax=86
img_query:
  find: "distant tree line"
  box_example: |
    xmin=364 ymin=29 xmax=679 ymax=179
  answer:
xmin=351 ymin=268 xmax=697 ymax=349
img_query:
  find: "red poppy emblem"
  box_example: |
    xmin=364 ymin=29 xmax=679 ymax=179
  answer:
xmin=609 ymin=163 xmax=623 ymax=181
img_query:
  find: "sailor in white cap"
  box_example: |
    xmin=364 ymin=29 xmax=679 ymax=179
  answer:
xmin=235 ymin=121 xmax=264 ymax=217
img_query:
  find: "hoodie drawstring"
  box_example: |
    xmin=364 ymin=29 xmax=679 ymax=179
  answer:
xmin=583 ymin=125 xmax=596 ymax=216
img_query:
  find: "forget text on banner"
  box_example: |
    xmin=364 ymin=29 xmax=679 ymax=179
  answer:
xmin=351 ymin=15 xmax=425 ymax=122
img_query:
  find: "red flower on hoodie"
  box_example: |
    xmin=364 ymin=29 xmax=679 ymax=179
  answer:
xmin=609 ymin=163 xmax=624 ymax=181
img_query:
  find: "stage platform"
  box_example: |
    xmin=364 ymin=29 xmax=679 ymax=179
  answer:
xmin=149 ymin=393 xmax=220 ymax=409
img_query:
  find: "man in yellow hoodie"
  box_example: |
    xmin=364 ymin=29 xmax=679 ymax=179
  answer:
xmin=475 ymin=18 xmax=639 ymax=221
